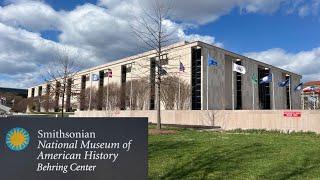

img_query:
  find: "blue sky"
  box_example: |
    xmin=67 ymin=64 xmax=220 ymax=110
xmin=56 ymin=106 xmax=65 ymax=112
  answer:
xmin=0 ymin=0 xmax=320 ymax=88
xmin=44 ymin=0 xmax=97 ymax=11
xmin=199 ymin=8 xmax=320 ymax=53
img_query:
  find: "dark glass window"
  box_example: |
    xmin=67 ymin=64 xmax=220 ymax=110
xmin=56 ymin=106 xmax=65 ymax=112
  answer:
xmin=97 ymin=70 xmax=104 ymax=110
xmin=258 ymin=67 xmax=271 ymax=109
xmin=45 ymin=84 xmax=50 ymax=112
xmin=54 ymin=82 xmax=61 ymax=112
xmin=31 ymin=88 xmax=35 ymax=97
xmin=66 ymin=78 xmax=72 ymax=112
xmin=99 ymin=71 xmax=104 ymax=87
xmin=80 ymin=75 xmax=86 ymax=110
xmin=150 ymin=58 xmax=156 ymax=110
xmin=235 ymin=61 xmax=242 ymax=109
xmin=191 ymin=47 xmax=201 ymax=110
xmin=81 ymin=75 xmax=86 ymax=90
xmin=37 ymin=86 xmax=42 ymax=112
xmin=121 ymin=65 xmax=127 ymax=110
xmin=286 ymin=75 xmax=290 ymax=109
xmin=38 ymin=86 xmax=42 ymax=96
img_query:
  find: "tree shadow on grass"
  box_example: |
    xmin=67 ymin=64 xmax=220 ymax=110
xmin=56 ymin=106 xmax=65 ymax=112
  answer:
xmin=149 ymin=140 xmax=196 ymax=158
xmin=258 ymin=154 xmax=320 ymax=180
xmin=156 ymin=142 xmax=272 ymax=180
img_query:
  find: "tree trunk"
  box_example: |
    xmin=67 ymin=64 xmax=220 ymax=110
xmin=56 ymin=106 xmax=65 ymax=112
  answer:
xmin=61 ymin=85 xmax=65 ymax=117
xmin=156 ymin=51 xmax=161 ymax=130
xmin=157 ymin=74 xmax=161 ymax=129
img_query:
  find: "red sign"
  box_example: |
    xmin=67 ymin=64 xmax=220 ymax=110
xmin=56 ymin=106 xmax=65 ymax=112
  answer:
xmin=283 ymin=111 xmax=301 ymax=117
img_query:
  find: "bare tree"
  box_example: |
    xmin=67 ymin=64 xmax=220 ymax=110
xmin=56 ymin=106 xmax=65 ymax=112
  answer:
xmin=131 ymin=0 xmax=176 ymax=129
xmin=160 ymin=75 xmax=191 ymax=110
xmin=125 ymin=77 xmax=150 ymax=110
xmin=81 ymin=87 xmax=99 ymax=110
xmin=177 ymin=78 xmax=191 ymax=110
xmin=43 ymin=49 xmax=82 ymax=117
xmin=161 ymin=76 xmax=177 ymax=109
xmin=26 ymin=97 xmax=35 ymax=112
xmin=12 ymin=97 xmax=29 ymax=113
xmin=103 ymin=82 xmax=122 ymax=111
xmin=40 ymin=90 xmax=56 ymax=112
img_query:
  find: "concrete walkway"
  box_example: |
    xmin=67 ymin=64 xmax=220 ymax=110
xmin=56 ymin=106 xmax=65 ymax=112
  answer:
xmin=0 ymin=104 xmax=11 ymax=114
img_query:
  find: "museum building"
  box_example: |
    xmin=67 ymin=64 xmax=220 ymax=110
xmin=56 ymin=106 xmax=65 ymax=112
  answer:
xmin=27 ymin=41 xmax=302 ymax=112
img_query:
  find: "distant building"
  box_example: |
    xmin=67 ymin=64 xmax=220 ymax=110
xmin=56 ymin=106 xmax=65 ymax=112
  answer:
xmin=0 ymin=87 xmax=27 ymax=113
xmin=28 ymin=41 xmax=302 ymax=112
xmin=304 ymin=81 xmax=320 ymax=89
xmin=302 ymin=81 xmax=320 ymax=110
xmin=0 ymin=87 xmax=28 ymax=98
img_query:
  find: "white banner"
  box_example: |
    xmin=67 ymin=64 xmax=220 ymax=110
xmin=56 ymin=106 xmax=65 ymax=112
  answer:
xmin=233 ymin=63 xmax=246 ymax=74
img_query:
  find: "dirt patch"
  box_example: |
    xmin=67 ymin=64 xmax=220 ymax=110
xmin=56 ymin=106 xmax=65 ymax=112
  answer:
xmin=149 ymin=129 xmax=177 ymax=135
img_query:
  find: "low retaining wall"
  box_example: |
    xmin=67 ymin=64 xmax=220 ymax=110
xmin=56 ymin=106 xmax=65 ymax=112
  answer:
xmin=72 ymin=110 xmax=320 ymax=133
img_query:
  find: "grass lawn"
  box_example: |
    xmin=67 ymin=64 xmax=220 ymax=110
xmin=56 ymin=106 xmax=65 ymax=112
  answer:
xmin=149 ymin=127 xmax=320 ymax=179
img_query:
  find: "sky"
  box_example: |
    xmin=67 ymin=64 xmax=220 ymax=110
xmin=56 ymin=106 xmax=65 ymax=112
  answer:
xmin=0 ymin=0 xmax=319 ymax=88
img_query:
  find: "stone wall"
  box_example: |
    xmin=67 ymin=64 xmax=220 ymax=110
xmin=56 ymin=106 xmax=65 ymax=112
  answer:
xmin=73 ymin=110 xmax=320 ymax=133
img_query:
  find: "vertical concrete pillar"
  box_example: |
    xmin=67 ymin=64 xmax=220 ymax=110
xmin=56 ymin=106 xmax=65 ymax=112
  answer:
xmin=224 ymin=55 xmax=233 ymax=110
xmin=291 ymin=75 xmax=302 ymax=109
xmin=206 ymin=47 xmax=225 ymax=110
xmin=271 ymin=69 xmax=287 ymax=109
xmin=242 ymin=60 xmax=259 ymax=110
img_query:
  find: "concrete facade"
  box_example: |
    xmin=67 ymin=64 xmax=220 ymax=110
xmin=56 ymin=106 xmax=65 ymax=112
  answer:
xmin=200 ymin=42 xmax=301 ymax=110
xmin=28 ymin=41 xmax=302 ymax=112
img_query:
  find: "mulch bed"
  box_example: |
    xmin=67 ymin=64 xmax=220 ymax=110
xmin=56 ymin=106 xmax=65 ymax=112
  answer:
xmin=149 ymin=129 xmax=177 ymax=135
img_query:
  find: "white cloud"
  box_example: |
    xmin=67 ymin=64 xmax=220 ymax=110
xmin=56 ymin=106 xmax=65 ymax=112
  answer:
xmin=180 ymin=33 xmax=223 ymax=47
xmin=0 ymin=0 xmax=319 ymax=88
xmin=58 ymin=4 xmax=140 ymax=60
xmin=0 ymin=73 xmax=40 ymax=89
xmin=245 ymin=48 xmax=320 ymax=82
xmin=98 ymin=0 xmax=317 ymax=24
xmin=285 ymin=0 xmax=320 ymax=17
xmin=0 ymin=1 xmax=220 ymax=88
xmin=0 ymin=23 xmax=102 ymax=88
xmin=2 ymin=0 xmax=42 ymax=5
xmin=298 ymin=5 xmax=310 ymax=17
xmin=0 ymin=1 xmax=60 ymax=31
xmin=312 ymin=0 xmax=320 ymax=15
xmin=0 ymin=1 xmax=220 ymax=59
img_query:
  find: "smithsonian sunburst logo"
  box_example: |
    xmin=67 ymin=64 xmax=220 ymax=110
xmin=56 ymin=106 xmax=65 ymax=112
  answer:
xmin=6 ymin=127 xmax=30 ymax=151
